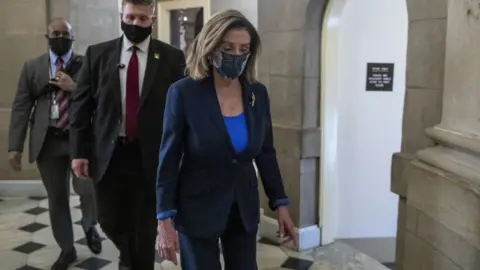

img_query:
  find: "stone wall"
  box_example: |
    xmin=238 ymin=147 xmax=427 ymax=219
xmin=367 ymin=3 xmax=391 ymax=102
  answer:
xmin=0 ymin=0 xmax=49 ymax=180
xmin=256 ymin=0 xmax=324 ymax=228
xmin=392 ymin=0 xmax=480 ymax=269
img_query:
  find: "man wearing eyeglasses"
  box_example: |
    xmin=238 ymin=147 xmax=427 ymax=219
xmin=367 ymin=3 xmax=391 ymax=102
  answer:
xmin=8 ymin=18 xmax=101 ymax=270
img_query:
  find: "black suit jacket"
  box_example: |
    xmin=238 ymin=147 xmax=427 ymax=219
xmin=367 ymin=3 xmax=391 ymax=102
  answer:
xmin=156 ymin=76 xmax=288 ymax=238
xmin=69 ymin=37 xmax=185 ymax=184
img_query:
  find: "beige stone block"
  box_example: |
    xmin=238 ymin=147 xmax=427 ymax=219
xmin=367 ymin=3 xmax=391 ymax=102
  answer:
xmin=391 ymin=152 xmax=414 ymax=196
xmin=400 ymin=88 xmax=442 ymax=153
xmin=439 ymin=0 xmax=480 ymax=135
xmin=395 ymin=198 xmax=406 ymax=270
xmin=258 ymin=0 xmax=308 ymax=32
xmin=407 ymin=0 xmax=447 ymax=21
xmin=405 ymin=204 xmax=419 ymax=234
xmin=263 ymin=31 xmax=305 ymax=77
xmin=0 ymin=110 xmax=40 ymax=180
xmin=272 ymin=126 xmax=302 ymax=160
xmin=404 ymin=232 xmax=461 ymax=270
xmin=0 ymin=0 xmax=48 ymax=109
xmin=416 ymin=210 xmax=480 ymax=270
xmin=407 ymin=160 xmax=480 ymax=251
xmin=2 ymin=0 xmax=47 ymax=35
xmin=48 ymin=0 xmax=70 ymax=19
xmin=268 ymin=75 xmax=303 ymax=128
xmin=302 ymin=77 xmax=320 ymax=128
xmin=406 ymin=19 xmax=447 ymax=90
xmin=297 ymin=158 xmax=318 ymax=227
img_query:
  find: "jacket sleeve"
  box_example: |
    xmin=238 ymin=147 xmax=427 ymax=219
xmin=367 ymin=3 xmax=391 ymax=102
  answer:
xmin=69 ymin=47 xmax=95 ymax=159
xmin=255 ymin=86 xmax=289 ymax=210
xmin=8 ymin=61 xmax=34 ymax=152
xmin=156 ymin=82 xmax=185 ymax=219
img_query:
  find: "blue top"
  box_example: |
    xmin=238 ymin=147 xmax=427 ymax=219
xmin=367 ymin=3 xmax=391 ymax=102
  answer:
xmin=223 ymin=113 xmax=248 ymax=153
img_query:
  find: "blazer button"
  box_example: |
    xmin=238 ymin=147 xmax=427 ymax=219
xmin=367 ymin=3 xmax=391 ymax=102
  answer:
xmin=231 ymin=159 xmax=238 ymax=164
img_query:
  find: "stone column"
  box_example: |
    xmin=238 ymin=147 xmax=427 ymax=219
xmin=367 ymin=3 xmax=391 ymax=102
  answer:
xmin=0 ymin=0 xmax=48 ymax=181
xmin=256 ymin=0 xmax=324 ymax=236
xmin=390 ymin=0 xmax=447 ymax=267
xmin=393 ymin=0 xmax=480 ymax=269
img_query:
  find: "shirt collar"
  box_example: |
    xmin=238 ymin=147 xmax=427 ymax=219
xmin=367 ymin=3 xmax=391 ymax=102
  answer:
xmin=122 ymin=35 xmax=150 ymax=52
xmin=49 ymin=49 xmax=73 ymax=65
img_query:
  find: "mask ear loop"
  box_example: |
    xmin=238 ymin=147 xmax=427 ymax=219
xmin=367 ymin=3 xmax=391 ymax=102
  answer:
xmin=211 ymin=50 xmax=223 ymax=69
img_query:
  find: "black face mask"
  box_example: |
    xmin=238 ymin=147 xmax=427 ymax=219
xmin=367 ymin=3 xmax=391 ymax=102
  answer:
xmin=121 ymin=21 xmax=152 ymax=44
xmin=49 ymin=37 xmax=73 ymax=56
xmin=212 ymin=51 xmax=250 ymax=79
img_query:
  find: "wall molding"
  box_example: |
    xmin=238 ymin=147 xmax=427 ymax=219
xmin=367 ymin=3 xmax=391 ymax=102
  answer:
xmin=416 ymin=146 xmax=480 ymax=196
xmin=0 ymin=180 xmax=46 ymax=197
xmin=426 ymin=125 xmax=480 ymax=155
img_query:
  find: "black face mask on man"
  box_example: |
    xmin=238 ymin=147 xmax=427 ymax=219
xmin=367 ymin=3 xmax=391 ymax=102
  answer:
xmin=121 ymin=21 xmax=152 ymax=44
xmin=49 ymin=37 xmax=73 ymax=56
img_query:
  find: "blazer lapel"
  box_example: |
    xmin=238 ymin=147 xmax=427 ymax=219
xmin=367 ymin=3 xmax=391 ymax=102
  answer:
xmin=240 ymin=81 xmax=255 ymax=155
xmin=204 ymin=79 xmax=236 ymax=153
xmin=107 ymin=38 xmax=123 ymax=115
xmin=64 ymin=54 xmax=83 ymax=75
xmin=139 ymin=39 xmax=161 ymax=108
xmin=37 ymin=54 xmax=50 ymax=89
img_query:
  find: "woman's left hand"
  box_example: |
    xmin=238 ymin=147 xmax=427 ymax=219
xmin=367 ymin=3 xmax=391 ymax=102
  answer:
xmin=276 ymin=206 xmax=298 ymax=248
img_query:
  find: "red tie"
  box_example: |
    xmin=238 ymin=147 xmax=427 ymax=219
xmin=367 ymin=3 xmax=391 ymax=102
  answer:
xmin=125 ymin=46 xmax=140 ymax=140
xmin=55 ymin=58 xmax=69 ymax=130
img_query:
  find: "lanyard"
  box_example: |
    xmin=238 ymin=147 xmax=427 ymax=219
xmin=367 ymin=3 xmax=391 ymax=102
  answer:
xmin=48 ymin=56 xmax=71 ymax=102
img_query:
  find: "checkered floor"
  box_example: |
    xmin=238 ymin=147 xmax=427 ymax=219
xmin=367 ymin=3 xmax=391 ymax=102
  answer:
xmin=0 ymin=196 xmax=316 ymax=270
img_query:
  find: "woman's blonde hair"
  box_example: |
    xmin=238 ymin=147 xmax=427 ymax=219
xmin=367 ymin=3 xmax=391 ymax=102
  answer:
xmin=185 ymin=9 xmax=261 ymax=84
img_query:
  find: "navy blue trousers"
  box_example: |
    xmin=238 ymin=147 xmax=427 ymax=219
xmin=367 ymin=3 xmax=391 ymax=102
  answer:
xmin=178 ymin=203 xmax=257 ymax=270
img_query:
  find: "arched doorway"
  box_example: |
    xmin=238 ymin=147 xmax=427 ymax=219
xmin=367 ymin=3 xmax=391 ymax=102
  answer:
xmin=320 ymin=0 xmax=408 ymax=262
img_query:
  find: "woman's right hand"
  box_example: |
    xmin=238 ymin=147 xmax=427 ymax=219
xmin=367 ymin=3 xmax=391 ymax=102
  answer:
xmin=156 ymin=219 xmax=179 ymax=265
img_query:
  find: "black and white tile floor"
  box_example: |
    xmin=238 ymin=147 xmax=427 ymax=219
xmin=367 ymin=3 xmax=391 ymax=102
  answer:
xmin=0 ymin=196 xmax=316 ymax=270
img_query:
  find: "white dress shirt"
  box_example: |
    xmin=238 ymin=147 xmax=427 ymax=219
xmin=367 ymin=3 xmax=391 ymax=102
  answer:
xmin=119 ymin=35 xmax=150 ymax=136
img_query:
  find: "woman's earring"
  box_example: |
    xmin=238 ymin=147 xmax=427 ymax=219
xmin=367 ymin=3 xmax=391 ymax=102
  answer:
xmin=250 ymin=92 xmax=256 ymax=107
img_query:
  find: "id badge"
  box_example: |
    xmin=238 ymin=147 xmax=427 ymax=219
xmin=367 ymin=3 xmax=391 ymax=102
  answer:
xmin=51 ymin=104 xmax=59 ymax=120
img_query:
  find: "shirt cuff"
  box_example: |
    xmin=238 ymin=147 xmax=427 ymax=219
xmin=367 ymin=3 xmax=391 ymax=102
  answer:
xmin=273 ymin=198 xmax=290 ymax=209
xmin=156 ymin=209 xmax=177 ymax=220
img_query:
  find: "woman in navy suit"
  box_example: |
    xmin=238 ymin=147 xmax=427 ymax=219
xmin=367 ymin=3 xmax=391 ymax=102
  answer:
xmin=155 ymin=9 xmax=297 ymax=270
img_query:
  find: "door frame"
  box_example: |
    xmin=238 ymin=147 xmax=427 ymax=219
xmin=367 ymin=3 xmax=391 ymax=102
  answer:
xmin=157 ymin=0 xmax=210 ymax=43
xmin=319 ymin=0 xmax=348 ymax=245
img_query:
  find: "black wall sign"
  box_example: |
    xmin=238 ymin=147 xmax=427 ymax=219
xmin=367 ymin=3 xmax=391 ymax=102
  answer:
xmin=366 ymin=63 xmax=394 ymax=91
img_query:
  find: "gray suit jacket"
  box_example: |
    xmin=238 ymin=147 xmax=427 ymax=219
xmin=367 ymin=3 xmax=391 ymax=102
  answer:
xmin=8 ymin=53 xmax=84 ymax=163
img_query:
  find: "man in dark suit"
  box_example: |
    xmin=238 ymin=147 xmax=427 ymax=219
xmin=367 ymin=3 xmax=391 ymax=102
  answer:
xmin=8 ymin=18 xmax=102 ymax=270
xmin=69 ymin=0 xmax=185 ymax=269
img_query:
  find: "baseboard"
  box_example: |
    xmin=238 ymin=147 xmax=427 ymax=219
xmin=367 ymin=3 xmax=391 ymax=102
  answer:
xmin=339 ymin=237 xmax=396 ymax=263
xmin=0 ymin=180 xmax=47 ymax=197
xmin=259 ymin=211 xmax=321 ymax=251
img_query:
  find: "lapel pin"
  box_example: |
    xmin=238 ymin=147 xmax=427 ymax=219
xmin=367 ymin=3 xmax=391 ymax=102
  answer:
xmin=154 ymin=53 xmax=160 ymax=59
xmin=250 ymin=92 xmax=256 ymax=107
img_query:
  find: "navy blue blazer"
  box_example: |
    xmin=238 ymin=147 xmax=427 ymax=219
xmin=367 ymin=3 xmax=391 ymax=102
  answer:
xmin=155 ymin=76 xmax=288 ymax=238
